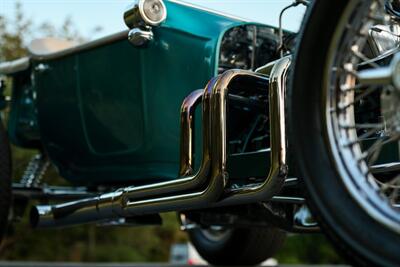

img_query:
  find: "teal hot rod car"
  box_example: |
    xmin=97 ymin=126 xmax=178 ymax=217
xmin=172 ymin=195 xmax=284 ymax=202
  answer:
xmin=1 ymin=0 xmax=400 ymax=266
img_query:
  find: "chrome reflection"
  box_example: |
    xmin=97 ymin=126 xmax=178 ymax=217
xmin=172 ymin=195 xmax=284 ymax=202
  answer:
xmin=31 ymin=57 xmax=290 ymax=228
xmin=124 ymin=0 xmax=167 ymax=46
xmin=215 ymin=57 xmax=290 ymax=206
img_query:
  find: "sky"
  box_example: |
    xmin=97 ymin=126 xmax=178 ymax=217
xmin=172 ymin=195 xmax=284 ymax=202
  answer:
xmin=0 ymin=0 xmax=307 ymax=40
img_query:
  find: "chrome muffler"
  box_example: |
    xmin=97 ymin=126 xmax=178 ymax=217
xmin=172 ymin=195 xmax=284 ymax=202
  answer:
xmin=30 ymin=57 xmax=291 ymax=228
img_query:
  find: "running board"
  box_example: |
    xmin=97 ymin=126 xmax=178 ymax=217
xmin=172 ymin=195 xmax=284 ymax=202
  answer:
xmin=30 ymin=57 xmax=291 ymax=228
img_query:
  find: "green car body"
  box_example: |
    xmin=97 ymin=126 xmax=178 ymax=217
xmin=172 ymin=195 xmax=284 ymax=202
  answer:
xmin=4 ymin=0 xmax=395 ymax=189
xmin=6 ymin=1 xmax=266 ymax=186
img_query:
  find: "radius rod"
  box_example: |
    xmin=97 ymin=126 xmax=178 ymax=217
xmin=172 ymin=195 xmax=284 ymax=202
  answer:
xmin=30 ymin=57 xmax=290 ymax=228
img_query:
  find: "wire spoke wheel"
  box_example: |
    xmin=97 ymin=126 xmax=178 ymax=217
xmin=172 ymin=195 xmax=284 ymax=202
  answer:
xmin=325 ymin=0 xmax=400 ymax=232
xmin=289 ymin=0 xmax=400 ymax=265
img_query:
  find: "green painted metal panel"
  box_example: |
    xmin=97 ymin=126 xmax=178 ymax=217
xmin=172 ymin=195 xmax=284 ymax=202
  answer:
xmin=32 ymin=1 xmax=243 ymax=185
xmin=8 ymin=69 xmax=41 ymax=148
xmin=8 ymin=1 xmax=397 ymax=187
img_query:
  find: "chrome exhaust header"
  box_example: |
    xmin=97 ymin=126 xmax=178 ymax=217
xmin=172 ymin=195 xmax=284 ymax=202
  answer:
xmin=210 ymin=56 xmax=290 ymax=207
xmin=31 ymin=77 xmax=221 ymax=228
xmin=30 ymin=57 xmax=291 ymax=228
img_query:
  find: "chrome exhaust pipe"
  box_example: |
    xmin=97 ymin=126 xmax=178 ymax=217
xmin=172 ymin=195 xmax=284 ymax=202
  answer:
xmin=30 ymin=193 xmax=118 ymax=228
xmin=31 ymin=76 xmax=222 ymax=228
xmin=31 ymin=84 xmax=211 ymax=228
xmin=31 ymin=57 xmax=290 ymax=228
xmin=212 ymin=56 xmax=290 ymax=207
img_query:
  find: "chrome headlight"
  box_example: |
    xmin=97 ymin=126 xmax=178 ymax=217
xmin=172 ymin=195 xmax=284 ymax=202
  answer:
xmin=124 ymin=0 xmax=167 ymax=29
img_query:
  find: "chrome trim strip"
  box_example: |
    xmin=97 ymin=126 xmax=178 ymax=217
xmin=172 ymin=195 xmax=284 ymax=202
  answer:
xmin=229 ymin=148 xmax=271 ymax=157
xmin=0 ymin=57 xmax=30 ymax=75
xmin=271 ymin=196 xmax=305 ymax=204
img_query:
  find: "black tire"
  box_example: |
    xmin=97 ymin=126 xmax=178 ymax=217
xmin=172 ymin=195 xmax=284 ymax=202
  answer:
xmin=188 ymin=226 xmax=285 ymax=266
xmin=289 ymin=1 xmax=400 ymax=266
xmin=0 ymin=122 xmax=11 ymax=244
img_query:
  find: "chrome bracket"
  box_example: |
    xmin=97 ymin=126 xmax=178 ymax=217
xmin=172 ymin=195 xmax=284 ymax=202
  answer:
xmin=293 ymin=205 xmax=320 ymax=232
xmin=128 ymin=27 xmax=154 ymax=46
xmin=34 ymin=63 xmax=50 ymax=73
xmin=124 ymin=0 xmax=167 ymax=46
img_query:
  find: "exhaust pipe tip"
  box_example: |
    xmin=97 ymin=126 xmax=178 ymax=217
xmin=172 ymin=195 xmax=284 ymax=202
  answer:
xmin=30 ymin=205 xmax=53 ymax=228
xmin=29 ymin=198 xmax=114 ymax=228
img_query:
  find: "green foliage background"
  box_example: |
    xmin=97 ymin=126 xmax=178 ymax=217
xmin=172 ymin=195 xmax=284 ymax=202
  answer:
xmin=0 ymin=2 xmax=344 ymax=264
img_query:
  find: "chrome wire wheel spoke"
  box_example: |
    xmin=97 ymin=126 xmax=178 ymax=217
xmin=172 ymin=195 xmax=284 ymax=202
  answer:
xmin=325 ymin=0 xmax=400 ymax=233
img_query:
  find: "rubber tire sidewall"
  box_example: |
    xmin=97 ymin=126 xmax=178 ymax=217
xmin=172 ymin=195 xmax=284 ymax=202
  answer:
xmin=188 ymin=226 xmax=285 ymax=266
xmin=290 ymin=1 xmax=400 ymax=266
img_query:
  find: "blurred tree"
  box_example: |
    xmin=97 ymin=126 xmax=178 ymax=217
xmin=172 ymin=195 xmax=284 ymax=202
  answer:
xmin=0 ymin=2 xmax=30 ymax=61
xmin=0 ymin=1 xmax=103 ymax=61
xmin=0 ymin=213 xmax=187 ymax=262
xmin=37 ymin=16 xmax=102 ymax=44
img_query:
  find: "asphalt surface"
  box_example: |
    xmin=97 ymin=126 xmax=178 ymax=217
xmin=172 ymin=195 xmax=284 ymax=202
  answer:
xmin=0 ymin=263 xmax=350 ymax=267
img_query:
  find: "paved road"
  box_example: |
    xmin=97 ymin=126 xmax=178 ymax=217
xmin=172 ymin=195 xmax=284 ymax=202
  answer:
xmin=0 ymin=262 xmax=350 ymax=267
